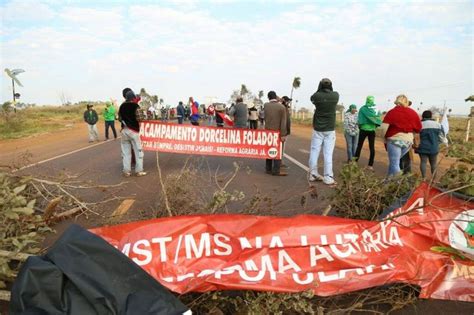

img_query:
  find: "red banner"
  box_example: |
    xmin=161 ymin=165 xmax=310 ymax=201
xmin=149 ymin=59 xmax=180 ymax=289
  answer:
xmin=91 ymin=183 xmax=474 ymax=302
xmin=139 ymin=121 xmax=282 ymax=159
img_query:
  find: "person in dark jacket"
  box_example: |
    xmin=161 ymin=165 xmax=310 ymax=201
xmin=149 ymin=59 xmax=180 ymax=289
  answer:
xmin=119 ymin=90 xmax=146 ymax=177
xmin=177 ymin=101 xmax=185 ymax=124
xmin=308 ymin=78 xmax=339 ymax=185
xmin=83 ymin=104 xmax=99 ymax=142
xmin=264 ymin=91 xmax=287 ymax=176
xmin=415 ymin=110 xmax=443 ymax=179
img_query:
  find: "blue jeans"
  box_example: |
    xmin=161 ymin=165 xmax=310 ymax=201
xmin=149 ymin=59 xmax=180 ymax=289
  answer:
xmin=387 ymin=141 xmax=411 ymax=176
xmin=344 ymin=132 xmax=358 ymax=161
xmin=308 ymin=130 xmax=336 ymax=184
xmin=121 ymin=128 xmax=144 ymax=173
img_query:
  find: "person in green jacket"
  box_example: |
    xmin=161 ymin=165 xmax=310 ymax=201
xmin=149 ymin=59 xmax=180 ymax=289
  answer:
xmin=354 ymin=96 xmax=381 ymax=169
xmin=103 ymin=101 xmax=117 ymax=140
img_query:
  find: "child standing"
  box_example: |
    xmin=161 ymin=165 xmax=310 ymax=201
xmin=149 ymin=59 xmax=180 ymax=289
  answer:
xmin=415 ymin=110 xmax=444 ymax=179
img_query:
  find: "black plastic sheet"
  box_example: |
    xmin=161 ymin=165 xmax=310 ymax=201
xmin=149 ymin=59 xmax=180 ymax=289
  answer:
xmin=10 ymin=224 xmax=190 ymax=315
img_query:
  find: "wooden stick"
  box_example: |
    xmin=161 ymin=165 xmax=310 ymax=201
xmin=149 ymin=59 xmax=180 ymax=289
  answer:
xmin=465 ymin=118 xmax=471 ymax=143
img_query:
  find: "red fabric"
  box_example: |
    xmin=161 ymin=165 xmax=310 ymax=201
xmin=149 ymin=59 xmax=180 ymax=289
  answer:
xmin=91 ymin=183 xmax=474 ymax=301
xmin=217 ymin=112 xmax=234 ymax=126
xmin=383 ymin=106 xmax=421 ymax=138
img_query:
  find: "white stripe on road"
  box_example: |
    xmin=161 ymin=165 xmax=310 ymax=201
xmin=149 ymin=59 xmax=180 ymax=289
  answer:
xmin=298 ymin=149 xmax=310 ymax=154
xmin=13 ymin=139 xmax=120 ymax=173
xmin=284 ymin=153 xmax=309 ymax=172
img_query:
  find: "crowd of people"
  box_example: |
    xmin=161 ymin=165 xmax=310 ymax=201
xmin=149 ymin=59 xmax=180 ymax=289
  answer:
xmin=83 ymin=81 xmax=446 ymax=180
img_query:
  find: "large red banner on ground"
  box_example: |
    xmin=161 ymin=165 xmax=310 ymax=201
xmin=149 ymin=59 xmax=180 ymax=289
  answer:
xmin=91 ymin=183 xmax=474 ymax=302
xmin=139 ymin=121 xmax=282 ymax=159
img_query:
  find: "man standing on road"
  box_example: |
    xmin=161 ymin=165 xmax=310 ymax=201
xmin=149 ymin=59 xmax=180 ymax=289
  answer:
xmin=264 ymin=91 xmax=287 ymax=176
xmin=308 ymin=78 xmax=339 ymax=186
xmin=229 ymin=97 xmax=248 ymax=128
xmin=103 ymin=101 xmax=117 ymax=140
xmin=83 ymin=104 xmax=99 ymax=143
xmin=177 ymin=101 xmax=185 ymax=124
xmin=119 ymin=90 xmax=146 ymax=177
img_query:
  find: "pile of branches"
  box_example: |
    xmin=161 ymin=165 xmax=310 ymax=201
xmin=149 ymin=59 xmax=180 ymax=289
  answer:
xmin=438 ymin=164 xmax=474 ymax=197
xmin=0 ymin=171 xmax=122 ymax=299
xmin=181 ymin=284 xmax=419 ymax=314
xmin=330 ymin=162 xmax=416 ymax=220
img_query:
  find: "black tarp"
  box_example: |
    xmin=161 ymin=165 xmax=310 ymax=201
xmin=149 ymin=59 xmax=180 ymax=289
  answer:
xmin=9 ymin=224 xmax=190 ymax=315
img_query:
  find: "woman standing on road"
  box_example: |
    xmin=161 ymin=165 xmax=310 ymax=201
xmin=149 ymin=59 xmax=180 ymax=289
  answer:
xmin=381 ymin=95 xmax=421 ymax=176
xmin=344 ymin=104 xmax=359 ymax=162
xmin=354 ymin=96 xmax=381 ymax=170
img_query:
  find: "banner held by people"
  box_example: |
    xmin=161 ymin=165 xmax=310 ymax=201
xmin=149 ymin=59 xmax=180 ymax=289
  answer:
xmin=92 ymin=183 xmax=474 ymax=302
xmin=139 ymin=121 xmax=282 ymax=160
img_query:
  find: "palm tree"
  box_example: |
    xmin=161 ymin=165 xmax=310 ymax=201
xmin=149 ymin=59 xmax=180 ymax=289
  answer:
xmin=290 ymin=77 xmax=301 ymax=100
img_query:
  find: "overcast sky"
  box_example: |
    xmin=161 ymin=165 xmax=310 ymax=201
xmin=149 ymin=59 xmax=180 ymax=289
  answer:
xmin=1 ymin=0 xmax=472 ymax=114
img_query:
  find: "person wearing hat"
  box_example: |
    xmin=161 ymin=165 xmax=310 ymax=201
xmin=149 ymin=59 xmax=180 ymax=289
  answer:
xmin=248 ymin=102 xmax=259 ymax=129
xmin=103 ymin=101 xmax=117 ymax=140
xmin=118 ymin=89 xmax=147 ymax=177
xmin=354 ymin=96 xmax=382 ymax=170
xmin=264 ymin=91 xmax=287 ymax=176
xmin=344 ymin=104 xmax=359 ymax=162
xmin=83 ymin=104 xmax=99 ymax=143
xmin=415 ymin=110 xmax=444 ymax=179
xmin=381 ymin=94 xmax=421 ymax=176
xmin=215 ymin=103 xmax=226 ymax=127
xmin=308 ymin=78 xmax=339 ymax=186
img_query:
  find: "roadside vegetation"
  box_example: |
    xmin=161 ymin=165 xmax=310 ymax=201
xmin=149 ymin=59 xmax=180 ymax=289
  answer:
xmin=0 ymin=102 xmax=106 ymax=140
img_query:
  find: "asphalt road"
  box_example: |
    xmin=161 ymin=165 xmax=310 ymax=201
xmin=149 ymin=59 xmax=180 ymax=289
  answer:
xmin=2 ymin=122 xmax=472 ymax=314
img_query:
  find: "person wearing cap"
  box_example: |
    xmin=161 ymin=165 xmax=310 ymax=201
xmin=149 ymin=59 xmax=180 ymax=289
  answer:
xmin=344 ymin=104 xmax=359 ymax=162
xmin=264 ymin=91 xmax=287 ymax=176
xmin=308 ymin=78 xmax=339 ymax=185
xmin=103 ymin=101 xmax=117 ymax=140
xmin=248 ymin=102 xmax=259 ymax=129
xmin=215 ymin=103 xmax=226 ymax=127
xmin=381 ymin=94 xmax=421 ymax=176
xmin=229 ymin=97 xmax=248 ymax=128
xmin=83 ymin=104 xmax=99 ymax=143
xmin=354 ymin=96 xmax=382 ymax=170
xmin=118 ymin=89 xmax=147 ymax=177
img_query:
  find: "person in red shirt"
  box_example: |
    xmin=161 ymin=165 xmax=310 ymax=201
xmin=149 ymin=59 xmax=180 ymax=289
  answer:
xmin=381 ymin=94 xmax=421 ymax=176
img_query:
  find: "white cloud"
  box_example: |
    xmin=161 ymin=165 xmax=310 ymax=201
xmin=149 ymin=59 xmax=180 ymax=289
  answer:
xmin=0 ymin=1 xmax=472 ymax=113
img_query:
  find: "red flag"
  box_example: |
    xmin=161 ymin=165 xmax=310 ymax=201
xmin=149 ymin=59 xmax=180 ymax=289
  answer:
xmin=217 ymin=112 xmax=234 ymax=126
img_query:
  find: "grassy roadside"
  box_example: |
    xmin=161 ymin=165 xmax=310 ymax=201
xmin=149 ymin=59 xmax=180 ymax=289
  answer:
xmin=0 ymin=104 xmax=106 ymax=140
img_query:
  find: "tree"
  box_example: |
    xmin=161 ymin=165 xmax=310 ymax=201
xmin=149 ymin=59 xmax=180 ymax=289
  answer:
xmin=240 ymin=84 xmax=249 ymax=97
xmin=336 ymin=104 xmax=345 ymax=112
xmin=290 ymin=77 xmax=301 ymax=100
xmin=229 ymin=84 xmax=256 ymax=105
